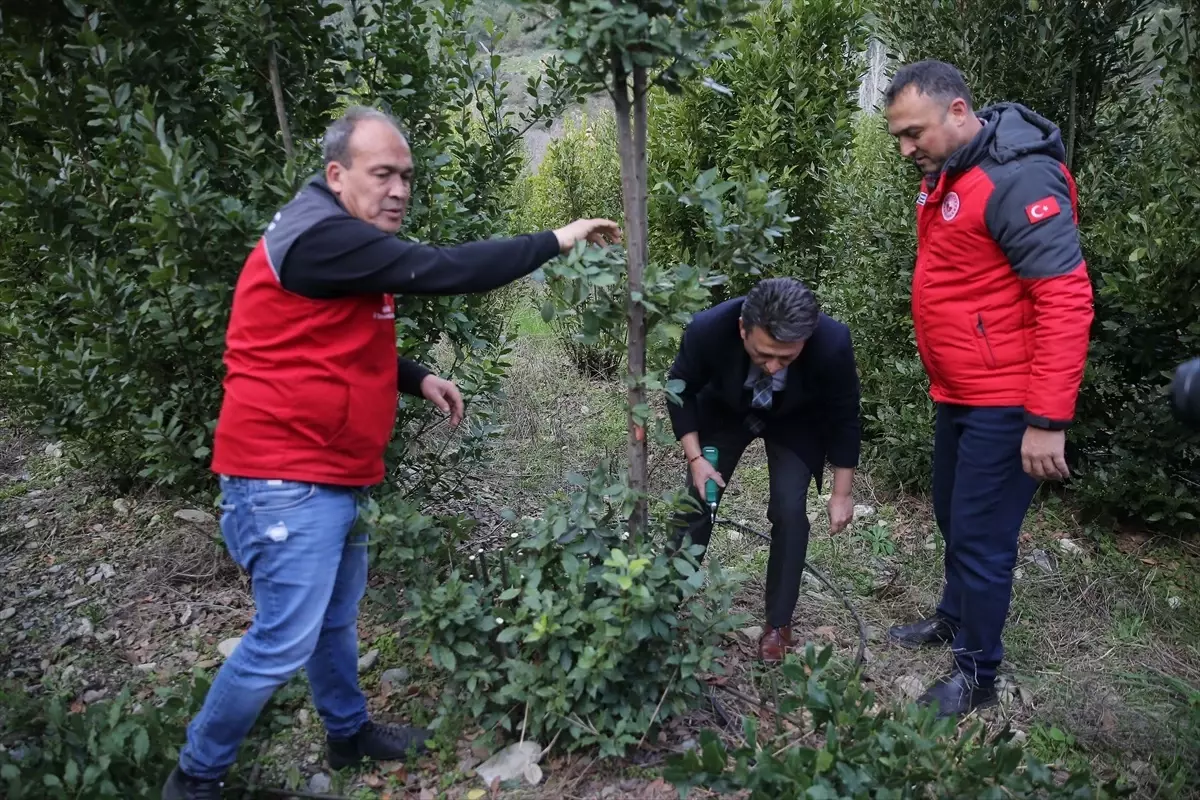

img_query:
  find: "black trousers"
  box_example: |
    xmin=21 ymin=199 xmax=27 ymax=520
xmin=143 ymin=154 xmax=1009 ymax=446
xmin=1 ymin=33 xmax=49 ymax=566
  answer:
xmin=671 ymin=420 xmax=813 ymax=629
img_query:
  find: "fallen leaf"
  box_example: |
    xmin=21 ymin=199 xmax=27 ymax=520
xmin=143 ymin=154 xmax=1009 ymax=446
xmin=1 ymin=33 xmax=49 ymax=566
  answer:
xmin=467 ymin=790 xmax=487 ymax=800
xmin=814 ymin=626 xmax=838 ymax=641
xmin=70 ymin=700 xmax=85 ymax=714
xmin=1140 ymin=557 xmax=1158 ymax=565
xmin=363 ymin=773 xmax=384 ymax=788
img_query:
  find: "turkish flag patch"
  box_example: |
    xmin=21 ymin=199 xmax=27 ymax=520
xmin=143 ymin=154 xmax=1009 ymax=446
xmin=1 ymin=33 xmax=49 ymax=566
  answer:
xmin=1025 ymin=195 xmax=1061 ymax=224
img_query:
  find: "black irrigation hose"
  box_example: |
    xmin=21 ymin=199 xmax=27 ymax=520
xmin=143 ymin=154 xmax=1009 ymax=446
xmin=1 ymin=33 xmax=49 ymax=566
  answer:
xmin=705 ymin=517 xmax=870 ymax=730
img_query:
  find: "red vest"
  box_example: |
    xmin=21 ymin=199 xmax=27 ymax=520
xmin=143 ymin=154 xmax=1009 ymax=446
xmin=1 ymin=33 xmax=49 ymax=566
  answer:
xmin=211 ymin=185 xmax=399 ymax=486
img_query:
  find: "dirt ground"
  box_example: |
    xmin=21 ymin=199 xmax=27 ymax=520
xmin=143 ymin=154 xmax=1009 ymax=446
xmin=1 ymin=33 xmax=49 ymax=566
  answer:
xmin=2 ymin=297 xmax=1198 ymax=798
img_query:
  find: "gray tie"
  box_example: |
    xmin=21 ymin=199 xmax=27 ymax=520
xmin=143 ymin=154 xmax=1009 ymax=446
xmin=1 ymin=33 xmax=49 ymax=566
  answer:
xmin=750 ymin=372 xmax=774 ymax=410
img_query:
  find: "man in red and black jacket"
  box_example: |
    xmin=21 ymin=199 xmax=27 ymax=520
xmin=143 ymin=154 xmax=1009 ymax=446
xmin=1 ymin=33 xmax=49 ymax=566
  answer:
xmin=882 ymin=61 xmax=1093 ymax=717
xmin=162 ymin=106 xmax=619 ymax=800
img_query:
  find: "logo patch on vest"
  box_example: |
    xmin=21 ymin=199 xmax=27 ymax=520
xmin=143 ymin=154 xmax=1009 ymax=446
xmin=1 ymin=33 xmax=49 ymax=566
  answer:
xmin=1025 ymin=195 xmax=1061 ymax=224
xmin=941 ymin=192 xmax=961 ymax=221
xmin=374 ymin=294 xmax=395 ymax=321
xmin=917 ymin=191 xmax=928 ymax=206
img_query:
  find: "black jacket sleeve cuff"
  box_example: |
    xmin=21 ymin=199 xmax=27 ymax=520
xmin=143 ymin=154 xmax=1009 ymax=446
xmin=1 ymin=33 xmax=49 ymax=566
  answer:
xmin=1024 ymin=410 xmax=1071 ymax=431
xmin=398 ymin=357 xmax=432 ymax=397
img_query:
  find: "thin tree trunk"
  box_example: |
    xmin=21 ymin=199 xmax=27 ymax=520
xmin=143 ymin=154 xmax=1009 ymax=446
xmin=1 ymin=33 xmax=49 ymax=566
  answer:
xmin=267 ymin=15 xmax=295 ymax=161
xmin=612 ymin=55 xmax=650 ymax=540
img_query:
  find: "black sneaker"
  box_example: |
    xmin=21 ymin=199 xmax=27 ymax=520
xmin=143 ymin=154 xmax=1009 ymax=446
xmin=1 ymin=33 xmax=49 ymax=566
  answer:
xmin=917 ymin=672 xmax=997 ymax=718
xmin=161 ymin=766 xmax=224 ymax=800
xmin=327 ymin=720 xmax=432 ymax=770
xmin=887 ymin=615 xmax=957 ymax=649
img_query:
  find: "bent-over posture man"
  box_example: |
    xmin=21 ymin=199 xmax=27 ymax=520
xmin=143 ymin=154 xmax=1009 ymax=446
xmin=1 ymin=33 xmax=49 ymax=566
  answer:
xmin=883 ymin=61 xmax=1093 ymax=716
xmin=163 ymin=106 xmax=619 ymax=799
xmin=667 ymin=277 xmax=861 ymax=662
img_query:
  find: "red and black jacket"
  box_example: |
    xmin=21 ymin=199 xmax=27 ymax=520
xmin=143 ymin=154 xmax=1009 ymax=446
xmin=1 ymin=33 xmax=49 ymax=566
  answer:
xmin=911 ymin=102 xmax=1094 ymax=429
xmin=211 ymin=175 xmax=559 ymax=487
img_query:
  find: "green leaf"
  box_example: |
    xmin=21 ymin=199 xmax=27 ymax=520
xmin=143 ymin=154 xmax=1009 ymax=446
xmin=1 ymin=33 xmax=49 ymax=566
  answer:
xmin=133 ymin=727 xmax=150 ymax=762
xmin=499 ymin=587 xmax=521 ymax=601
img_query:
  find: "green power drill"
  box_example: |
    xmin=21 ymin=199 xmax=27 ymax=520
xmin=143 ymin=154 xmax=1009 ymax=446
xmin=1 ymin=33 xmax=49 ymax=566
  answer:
xmin=702 ymin=445 xmax=719 ymax=523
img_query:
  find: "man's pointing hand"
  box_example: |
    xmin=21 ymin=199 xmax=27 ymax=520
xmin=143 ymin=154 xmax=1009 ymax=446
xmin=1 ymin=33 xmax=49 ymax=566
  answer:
xmin=553 ymin=218 xmax=622 ymax=253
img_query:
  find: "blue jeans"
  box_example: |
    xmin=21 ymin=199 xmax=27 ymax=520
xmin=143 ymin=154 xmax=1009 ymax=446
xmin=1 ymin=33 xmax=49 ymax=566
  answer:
xmin=179 ymin=477 xmax=370 ymax=779
xmin=932 ymin=405 xmax=1039 ymax=685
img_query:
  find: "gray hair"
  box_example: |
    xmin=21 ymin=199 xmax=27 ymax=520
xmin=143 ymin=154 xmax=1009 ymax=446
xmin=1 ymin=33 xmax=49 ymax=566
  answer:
xmin=884 ymin=59 xmax=973 ymax=111
xmin=322 ymin=105 xmax=406 ymax=166
xmin=741 ymin=277 xmax=819 ymax=342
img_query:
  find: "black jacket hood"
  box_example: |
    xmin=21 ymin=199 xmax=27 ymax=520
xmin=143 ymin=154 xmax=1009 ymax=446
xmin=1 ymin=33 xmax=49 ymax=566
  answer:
xmin=943 ymin=102 xmax=1065 ymax=177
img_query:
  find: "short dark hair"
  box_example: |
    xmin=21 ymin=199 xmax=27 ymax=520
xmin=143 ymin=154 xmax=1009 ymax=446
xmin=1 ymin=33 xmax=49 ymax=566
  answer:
xmin=741 ymin=277 xmax=819 ymax=342
xmin=322 ymin=105 xmax=406 ymax=166
xmin=883 ymin=59 xmax=973 ymax=110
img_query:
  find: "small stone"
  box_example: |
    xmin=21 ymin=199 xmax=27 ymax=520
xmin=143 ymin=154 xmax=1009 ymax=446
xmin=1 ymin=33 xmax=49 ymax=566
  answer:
xmin=680 ymin=738 xmax=699 ymax=752
xmin=309 ymin=773 xmax=332 ymax=793
xmin=864 ymin=625 xmax=883 ymax=642
xmin=82 ymin=689 xmax=107 ymax=704
xmin=195 ymin=659 xmax=218 ymax=670
xmin=298 ymin=709 xmax=310 ymax=725
xmin=47 ymin=564 xmax=64 ymax=574
xmin=601 ymin=786 xmax=619 ymax=799
xmin=738 ymin=625 xmax=764 ymax=641
xmin=0 ymin=607 xmax=15 ymax=622
xmin=853 ymin=504 xmax=876 ymax=519
xmin=357 ymin=648 xmax=379 ymax=672
xmin=44 ymin=442 xmax=63 ymax=458
xmin=218 ymin=637 xmax=242 ymax=659
xmin=380 ymin=667 xmax=410 ymax=694
xmin=135 ymin=662 xmax=158 ymax=672
xmin=112 ymin=499 xmax=132 ymax=515
xmin=895 ymin=675 xmax=925 ymax=700
xmin=1011 ymin=729 xmax=1028 ymax=744
xmin=24 ymin=519 xmax=39 ymax=530
xmin=174 ymin=509 xmax=216 ymax=525
xmin=87 ymin=563 xmax=116 ymax=585
xmin=74 ymin=618 xmax=94 ymax=640
xmin=1168 ymin=596 xmax=1182 ymax=609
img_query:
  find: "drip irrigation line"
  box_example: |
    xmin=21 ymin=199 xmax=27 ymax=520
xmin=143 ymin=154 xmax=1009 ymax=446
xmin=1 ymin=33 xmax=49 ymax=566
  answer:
xmin=712 ymin=517 xmax=869 ymax=670
xmin=705 ymin=517 xmax=870 ymax=730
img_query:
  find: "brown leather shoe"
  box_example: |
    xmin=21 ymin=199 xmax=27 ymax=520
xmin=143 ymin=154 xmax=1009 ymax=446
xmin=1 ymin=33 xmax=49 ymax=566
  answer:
xmin=758 ymin=626 xmax=792 ymax=663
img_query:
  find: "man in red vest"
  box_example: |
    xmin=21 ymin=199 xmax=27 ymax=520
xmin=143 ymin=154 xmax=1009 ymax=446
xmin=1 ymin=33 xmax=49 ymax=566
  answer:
xmin=163 ymin=106 xmax=619 ymax=799
xmin=882 ymin=61 xmax=1093 ymax=717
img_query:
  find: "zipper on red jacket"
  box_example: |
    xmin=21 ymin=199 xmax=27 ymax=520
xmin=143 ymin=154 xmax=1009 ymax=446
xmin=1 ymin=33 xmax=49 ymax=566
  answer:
xmin=975 ymin=313 xmax=998 ymax=369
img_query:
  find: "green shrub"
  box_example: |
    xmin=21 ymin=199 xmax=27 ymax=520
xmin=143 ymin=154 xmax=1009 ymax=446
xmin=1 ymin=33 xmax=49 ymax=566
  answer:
xmin=819 ymin=114 xmax=933 ymax=492
xmin=396 ymin=466 xmax=746 ymax=757
xmin=0 ymin=679 xmax=208 ymax=799
xmin=648 ymin=0 xmax=869 ymax=297
xmin=510 ymin=112 xmax=626 ymax=378
xmin=664 ymin=644 xmax=1126 ymax=798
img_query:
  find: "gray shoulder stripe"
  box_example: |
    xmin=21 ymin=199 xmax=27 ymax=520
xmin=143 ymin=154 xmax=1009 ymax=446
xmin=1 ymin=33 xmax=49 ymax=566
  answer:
xmin=262 ymin=184 xmax=347 ymax=284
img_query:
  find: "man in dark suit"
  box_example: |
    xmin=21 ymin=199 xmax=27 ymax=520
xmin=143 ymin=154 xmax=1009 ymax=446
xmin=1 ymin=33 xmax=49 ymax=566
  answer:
xmin=666 ymin=277 xmax=862 ymax=662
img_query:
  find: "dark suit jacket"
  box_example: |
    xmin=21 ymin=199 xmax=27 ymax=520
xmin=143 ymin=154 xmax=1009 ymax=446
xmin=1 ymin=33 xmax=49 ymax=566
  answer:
xmin=666 ymin=296 xmax=862 ymax=488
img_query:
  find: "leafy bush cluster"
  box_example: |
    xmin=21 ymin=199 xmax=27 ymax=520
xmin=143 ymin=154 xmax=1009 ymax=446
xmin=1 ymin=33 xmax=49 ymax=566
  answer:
xmin=647 ymin=0 xmax=869 ymax=297
xmin=508 ymin=113 xmax=627 ymax=378
xmin=664 ymin=645 xmax=1126 ymax=798
xmin=390 ymin=467 xmax=744 ymax=756
xmin=0 ymin=680 xmax=208 ymax=799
